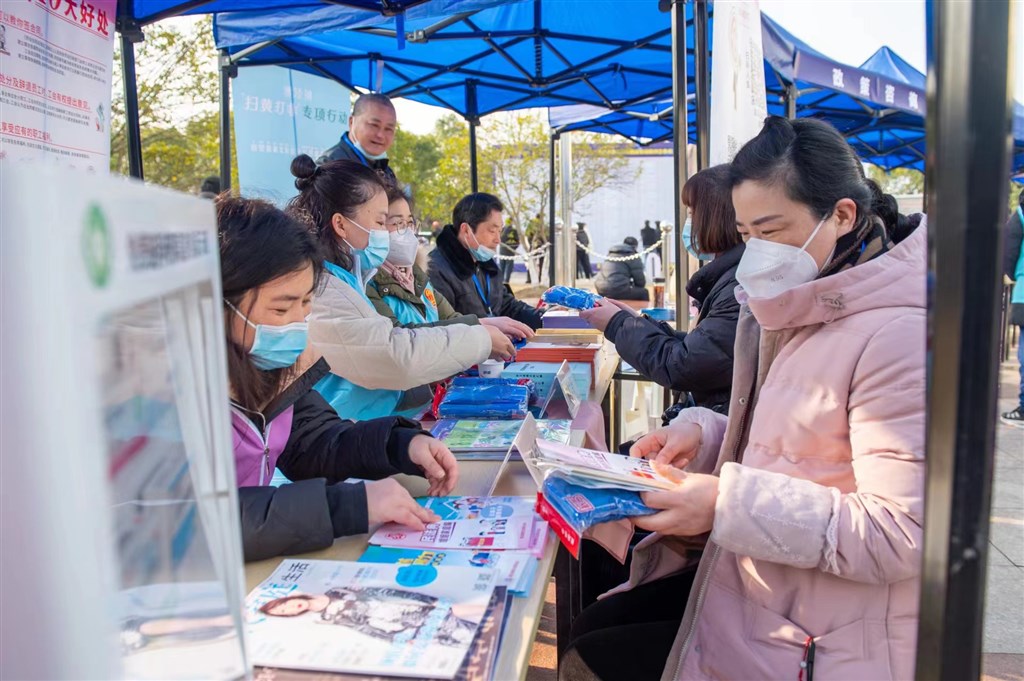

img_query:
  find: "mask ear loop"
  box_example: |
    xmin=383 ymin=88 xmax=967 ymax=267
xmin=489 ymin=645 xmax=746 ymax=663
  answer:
xmin=224 ymin=298 xmax=260 ymax=351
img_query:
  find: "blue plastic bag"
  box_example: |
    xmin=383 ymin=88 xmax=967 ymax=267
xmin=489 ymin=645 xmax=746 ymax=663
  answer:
xmin=542 ymin=473 xmax=654 ymax=534
xmin=437 ymin=383 xmax=530 ymax=419
xmin=542 ymin=286 xmax=601 ymax=310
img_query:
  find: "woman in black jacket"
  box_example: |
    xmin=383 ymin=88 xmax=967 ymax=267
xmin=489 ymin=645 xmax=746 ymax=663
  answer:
xmin=581 ymin=165 xmax=743 ymax=415
xmin=217 ymin=197 xmax=459 ymax=562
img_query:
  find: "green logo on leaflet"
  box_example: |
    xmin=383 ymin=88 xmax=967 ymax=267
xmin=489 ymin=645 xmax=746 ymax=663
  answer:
xmin=82 ymin=203 xmax=112 ymax=287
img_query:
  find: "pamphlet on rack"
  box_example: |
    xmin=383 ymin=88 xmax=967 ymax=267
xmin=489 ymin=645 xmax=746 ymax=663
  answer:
xmin=431 ymin=419 xmax=572 ymax=455
xmin=370 ymin=516 xmax=545 ymax=553
xmin=245 ymin=559 xmax=497 ymax=679
xmin=359 ymin=546 xmax=536 ymax=596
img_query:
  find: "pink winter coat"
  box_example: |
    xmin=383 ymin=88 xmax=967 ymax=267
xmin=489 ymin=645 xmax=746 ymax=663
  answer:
xmin=616 ymin=221 xmax=927 ymax=681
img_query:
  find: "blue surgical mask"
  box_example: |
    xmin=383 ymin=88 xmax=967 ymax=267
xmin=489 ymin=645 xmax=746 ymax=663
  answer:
xmin=344 ymin=217 xmax=390 ymax=283
xmin=467 ymin=228 xmax=496 ymax=262
xmin=227 ymin=302 xmax=308 ymax=370
xmin=682 ymin=219 xmax=713 ymax=261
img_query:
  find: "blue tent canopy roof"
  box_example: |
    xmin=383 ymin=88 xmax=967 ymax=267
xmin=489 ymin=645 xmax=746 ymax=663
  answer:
xmin=121 ymin=0 xmax=437 ymax=27
xmin=212 ymin=0 xmax=686 ymax=118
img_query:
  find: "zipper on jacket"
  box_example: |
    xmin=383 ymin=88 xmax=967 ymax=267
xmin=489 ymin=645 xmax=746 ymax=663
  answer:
xmin=230 ymin=402 xmax=274 ymax=486
xmin=668 ymin=384 xmax=756 ymax=680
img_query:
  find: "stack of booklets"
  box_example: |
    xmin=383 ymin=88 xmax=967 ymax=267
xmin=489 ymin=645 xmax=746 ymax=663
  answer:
xmin=246 ymin=559 xmax=505 ymax=680
xmin=430 ymin=419 xmax=572 ymax=460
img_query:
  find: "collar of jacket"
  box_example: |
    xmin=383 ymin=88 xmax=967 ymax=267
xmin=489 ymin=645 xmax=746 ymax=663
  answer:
xmin=373 ymin=265 xmax=427 ymax=300
xmin=686 ymin=242 xmax=745 ymax=306
xmin=436 ymin=224 xmax=499 ymax=279
xmin=256 ymin=357 xmax=331 ymax=423
xmin=342 ymin=132 xmax=391 ymax=171
xmin=745 ymin=217 xmax=926 ymax=331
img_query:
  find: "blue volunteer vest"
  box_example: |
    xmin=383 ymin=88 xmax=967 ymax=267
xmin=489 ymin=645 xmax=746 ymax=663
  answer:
xmin=1014 ymin=207 xmax=1024 ymax=305
xmin=372 ymin=280 xmax=442 ymax=325
xmin=314 ymin=261 xmax=408 ymax=421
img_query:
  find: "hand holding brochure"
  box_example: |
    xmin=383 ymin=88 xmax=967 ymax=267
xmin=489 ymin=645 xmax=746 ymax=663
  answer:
xmin=525 ymin=436 xmax=686 ymax=492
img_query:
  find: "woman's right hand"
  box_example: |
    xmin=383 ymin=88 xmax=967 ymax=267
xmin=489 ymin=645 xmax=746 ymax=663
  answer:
xmin=480 ymin=316 xmax=535 ymax=340
xmin=629 ymin=422 xmax=703 ymax=469
xmin=365 ymin=478 xmax=440 ymax=530
xmin=485 ymin=325 xmax=515 ymax=361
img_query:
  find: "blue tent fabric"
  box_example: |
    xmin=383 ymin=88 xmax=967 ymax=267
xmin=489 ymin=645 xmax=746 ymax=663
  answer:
xmin=124 ymin=0 xmax=435 ymax=26
xmin=213 ymin=0 xmax=685 ymax=118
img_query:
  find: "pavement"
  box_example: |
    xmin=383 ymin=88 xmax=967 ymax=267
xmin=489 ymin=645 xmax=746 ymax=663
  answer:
xmin=513 ymin=278 xmax=1023 ymax=680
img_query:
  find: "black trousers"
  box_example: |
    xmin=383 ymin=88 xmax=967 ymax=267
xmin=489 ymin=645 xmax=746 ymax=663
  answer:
xmin=559 ymin=568 xmax=696 ymax=681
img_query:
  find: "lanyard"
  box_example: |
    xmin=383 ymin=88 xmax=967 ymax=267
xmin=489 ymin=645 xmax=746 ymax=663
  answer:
xmin=472 ymin=273 xmax=492 ymax=315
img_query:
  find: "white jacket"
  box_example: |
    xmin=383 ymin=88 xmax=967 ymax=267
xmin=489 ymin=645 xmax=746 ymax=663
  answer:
xmin=310 ymin=270 xmax=491 ymax=391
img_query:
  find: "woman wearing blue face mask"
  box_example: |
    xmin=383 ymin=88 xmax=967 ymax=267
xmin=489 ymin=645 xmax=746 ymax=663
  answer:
xmin=287 ymin=157 xmax=516 ymax=422
xmin=581 ymin=165 xmax=745 ymax=417
xmin=218 ymin=197 xmax=458 ymax=562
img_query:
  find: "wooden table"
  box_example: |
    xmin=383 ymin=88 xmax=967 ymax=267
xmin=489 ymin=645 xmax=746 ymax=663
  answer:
xmin=246 ymin=342 xmax=620 ymax=680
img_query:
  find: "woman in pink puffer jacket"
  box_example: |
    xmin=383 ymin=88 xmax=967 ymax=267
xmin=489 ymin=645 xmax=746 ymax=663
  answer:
xmin=562 ymin=117 xmax=926 ymax=681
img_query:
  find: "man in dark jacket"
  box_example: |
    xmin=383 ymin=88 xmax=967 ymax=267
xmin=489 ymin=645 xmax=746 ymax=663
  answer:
xmin=428 ymin=192 xmax=543 ymax=330
xmin=499 ymin=220 xmax=521 ymax=283
xmin=317 ymin=93 xmax=399 ymax=187
xmin=582 ymin=242 xmax=745 ymax=415
xmin=576 ymin=222 xmax=592 ymax=279
xmin=594 ymin=237 xmax=648 ymax=300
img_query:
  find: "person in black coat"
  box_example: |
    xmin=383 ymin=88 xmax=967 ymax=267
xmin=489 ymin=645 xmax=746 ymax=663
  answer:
xmin=217 ymin=197 xmax=458 ymax=562
xmin=428 ymin=192 xmax=543 ymax=330
xmin=581 ymin=165 xmax=743 ymax=415
xmin=317 ymin=93 xmax=399 ymax=188
xmin=594 ymin=237 xmax=648 ymax=300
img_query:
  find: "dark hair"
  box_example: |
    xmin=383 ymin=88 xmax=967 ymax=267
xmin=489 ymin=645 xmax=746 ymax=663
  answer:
xmin=452 ymin=192 xmax=503 ymax=233
xmin=287 ymin=155 xmax=387 ymax=270
xmin=731 ymin=117 xmax=905 ymax=249
xmin=623 ymin=236 xmax=639 ymax=247
xmin=682 ymin=164 xmax=741 ymax=255
xmin=200 ymin=176 xmax=220 ymax=195
xmin=217 ymin=197 xmax=323 ymax=411
xmin=259 ymin=595 xmax=317 ymax=617
xmin=352 ymin=93 xmax=395 ymax=118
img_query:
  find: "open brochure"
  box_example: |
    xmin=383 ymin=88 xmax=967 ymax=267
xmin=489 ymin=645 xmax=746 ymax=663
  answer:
xmin=245 ymin=560 xmax=497 ymax=679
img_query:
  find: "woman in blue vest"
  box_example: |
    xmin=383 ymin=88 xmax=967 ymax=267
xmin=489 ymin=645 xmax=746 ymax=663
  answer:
xmin=1002 ymin=188 xmax=1024 ymax=426
xmin=367 ymin=186 xmax=536 ymax=339
xmin=286 ymin=156 xmax=516 ymax=422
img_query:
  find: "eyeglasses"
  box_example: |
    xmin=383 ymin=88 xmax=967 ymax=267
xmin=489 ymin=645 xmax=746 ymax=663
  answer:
xmin=386 ymin=218 xmax=418 ymax=235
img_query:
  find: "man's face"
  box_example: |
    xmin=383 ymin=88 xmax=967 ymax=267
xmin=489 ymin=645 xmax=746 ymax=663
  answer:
xmin=348 ymin=102 xmax=397 ymax=156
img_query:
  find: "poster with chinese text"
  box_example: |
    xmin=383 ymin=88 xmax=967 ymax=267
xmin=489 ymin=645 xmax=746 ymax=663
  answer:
xmin=709 ymin=0 xmax=767 ymax=165
xmin=0 ymin=0 xmax=116 ymax=170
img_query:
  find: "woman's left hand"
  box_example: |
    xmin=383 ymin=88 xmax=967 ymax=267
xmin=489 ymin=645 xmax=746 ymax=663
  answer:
xmin=634 ymin=473 xmax=719 ymax=536
xmin=408 ymin=435 xmax=459 ymax=496
xmin=579 ymin=299 xmax=625 ymax=331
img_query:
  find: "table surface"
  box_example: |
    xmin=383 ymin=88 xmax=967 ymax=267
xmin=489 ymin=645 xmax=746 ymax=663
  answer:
xmin=245 ymin=342 xmax=619 ymax=681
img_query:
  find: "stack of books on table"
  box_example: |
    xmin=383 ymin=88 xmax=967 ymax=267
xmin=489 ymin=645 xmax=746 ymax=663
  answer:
xmin=247 ymin=497 xmax=549 ymax=681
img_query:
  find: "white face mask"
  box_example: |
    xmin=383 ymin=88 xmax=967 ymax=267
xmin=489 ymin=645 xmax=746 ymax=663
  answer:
xmin=385 ymin=230 xmax=420 ymax=267
xmin=735 ymin=216 xmax=830 ymax=299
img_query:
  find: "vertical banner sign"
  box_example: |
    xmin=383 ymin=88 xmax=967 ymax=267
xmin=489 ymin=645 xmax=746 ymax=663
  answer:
xmin=232 ymin=65 xmax=351 ymax=206
xmin=709 ymin=0 xmax=767 ymax=165
xmin=0 ymin=0 xmax=116 ymax=170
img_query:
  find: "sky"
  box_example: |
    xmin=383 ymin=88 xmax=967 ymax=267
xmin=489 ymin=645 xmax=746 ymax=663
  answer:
xmin=394 ymin=0 xmax=1024 ymax=136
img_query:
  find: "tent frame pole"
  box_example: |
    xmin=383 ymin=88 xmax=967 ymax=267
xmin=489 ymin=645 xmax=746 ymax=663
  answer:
xmin=670 ymin=0 xmax=690 ymax=322
xmin=467 ymin=80 xmax=479 ymax=193
xmin=693 ymin=0 xmax=710 ymax=170
xmin=784 ymin=83 xmax=798 ymax=119
xmin=549 ymin=132 xmax=558 ymax=287
xmin=915 ymin=0 xmax=1013 ymax=679
xmin=219 ymin=51 xmax=236 ymax=194
xmin=116 ymin=17 xmax=145 ymax=179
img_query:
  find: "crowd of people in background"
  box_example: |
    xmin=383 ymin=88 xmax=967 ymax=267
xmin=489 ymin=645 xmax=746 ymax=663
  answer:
xmin=194 ymin=89 xmax=1024 ymax=681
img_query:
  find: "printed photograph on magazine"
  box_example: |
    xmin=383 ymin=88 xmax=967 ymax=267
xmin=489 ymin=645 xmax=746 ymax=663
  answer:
xmin=245 ymin=560 xmax=497 ymax=679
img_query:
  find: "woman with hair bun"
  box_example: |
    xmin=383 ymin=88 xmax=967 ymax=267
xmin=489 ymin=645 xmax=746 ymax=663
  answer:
xmin=286 ymin=155 xmax=516 ymax=421
xmin=562 ymin=117 xmax=926 ymax=681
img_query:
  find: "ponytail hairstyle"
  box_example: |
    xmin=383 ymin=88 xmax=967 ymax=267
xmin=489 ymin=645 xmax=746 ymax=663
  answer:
xmin=217 ymin=197 xmax=324 ymax=411
xmin=286 ymin=154 xmax=388 ymax=270
xmin=730 ymin=117 xmax=906 ymax=250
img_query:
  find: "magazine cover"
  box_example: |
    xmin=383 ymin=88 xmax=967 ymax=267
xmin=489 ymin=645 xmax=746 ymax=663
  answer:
xmin=245 ymin=560 xmax=497 ymax=679
xmin=370 ymin=516 xmax=542 ymax=552
xmin=359 ymin=546 xmax=535 ymax=596
xmin=530 ymin=437 xmax=685 ymax=492
xmin=431 ymin=419 xmax=572 ymax=452
xmin=418 ymin=496 xmax=538 ymax=521
xmin=251 ymin=587 xmax=511 ymax=681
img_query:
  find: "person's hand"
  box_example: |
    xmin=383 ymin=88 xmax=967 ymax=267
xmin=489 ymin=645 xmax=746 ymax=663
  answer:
xmin=578 ymin=299 xmax=624 ymax=332
xmin=485 ymin=325 xmax=515 ymax=361
xmin=634 ymin=473 xmax=719 ymax=536
xmin=480 ymin=316 xmax=535 ymax=340
xmin=365 ymin=478 xmax=440 ymax=530
xmin=407 ymin=434 xmax=459 ymax=496
xmin=629 ymin=422 xmax=702 ymax=469
xmin=603 ymin=298 xmax=641 ymax=316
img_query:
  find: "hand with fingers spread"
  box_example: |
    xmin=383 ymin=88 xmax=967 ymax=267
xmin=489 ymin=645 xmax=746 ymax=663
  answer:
xmin=485 ymin=325 xmax=516 ymax=361
xmin=480 ymin=316 xmax=535 ymax=341
xmin=365 ymin=478 xmax=441 ymax=530
xmin=629 ymin=422 xmax=703 ymax=469
xmin=407 ymin=434 xmax=459 ymax=496
xmin=634 ymin=473 xmax=719 ymax=537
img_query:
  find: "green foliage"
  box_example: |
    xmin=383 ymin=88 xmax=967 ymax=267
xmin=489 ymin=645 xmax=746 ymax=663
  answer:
xmin=866 ymin=165 xmax=924 ymax=195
